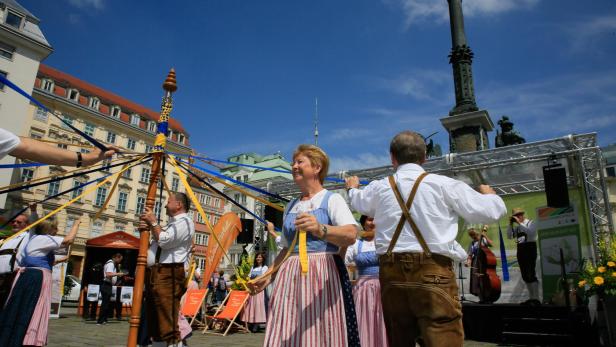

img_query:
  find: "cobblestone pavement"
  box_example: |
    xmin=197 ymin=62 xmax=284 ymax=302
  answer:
xmin=48 ymin=307 xmax=499 ymax=347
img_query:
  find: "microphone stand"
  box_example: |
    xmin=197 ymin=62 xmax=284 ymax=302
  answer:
xmin=458 ymin=262 xmax=468 ymax=302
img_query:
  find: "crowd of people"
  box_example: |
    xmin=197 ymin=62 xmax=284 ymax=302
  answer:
xmin=0 ymin=125 xmax=521 ymax=347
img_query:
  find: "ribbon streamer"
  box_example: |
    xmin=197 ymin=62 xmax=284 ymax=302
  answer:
xmin=0 ymin=155 xmax=148 ymax=246
xmin=0 ymin=162 xmax=47 ymax=169
xmin=170 ymin=151 xmax=370 ymax=185
xmin=0 ymin=155 xmax=142 ymax=195
xmin=0 ymin=74 xmax=109 ymax=152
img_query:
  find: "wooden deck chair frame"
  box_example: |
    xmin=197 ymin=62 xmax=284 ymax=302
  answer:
xmin=181 ymin=288 xmax=208 ymax=328
xmin=202 ymin=290 xmax=250 ymax=336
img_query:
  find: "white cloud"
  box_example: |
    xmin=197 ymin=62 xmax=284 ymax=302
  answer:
xmin=478 ymin=71 xmax=616 ymax=144
xmin=385 ymin=0 xmax=540 ymax=28
xmin=567 ymin=15 xmax=616 ymax=52
xmin=375 ymin=69 xmax=451 ymax=103
xmin=67 ymin=0 xmax=105 ymax=10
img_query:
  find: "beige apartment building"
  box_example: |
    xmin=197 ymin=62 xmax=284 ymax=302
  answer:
xmin=4 ymin=64 xmax=192 ymax=277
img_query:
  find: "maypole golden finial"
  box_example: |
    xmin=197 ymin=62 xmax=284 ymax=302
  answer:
xmin=163 ymin=68 xmax=177 ymax=93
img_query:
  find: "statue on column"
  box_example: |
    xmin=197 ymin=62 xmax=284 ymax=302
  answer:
xmin=495 ymin=116 xmax=525 ymax=147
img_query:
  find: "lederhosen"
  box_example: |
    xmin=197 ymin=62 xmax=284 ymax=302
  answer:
xmin=145 ymin=223 xmax=188 ymax=344
xmin=379 ymin=173 xmax=463 ymax=347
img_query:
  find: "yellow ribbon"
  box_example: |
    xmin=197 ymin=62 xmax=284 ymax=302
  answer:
xmin=167 ymin=155 xmax=244 ymax=288
xmin=0 ymin=155 xmax=146 ymax=246
xmin=299 ymin=230 xmax=308 ymax=274
xmin=154 ymin=133 xmax=166 ymax=149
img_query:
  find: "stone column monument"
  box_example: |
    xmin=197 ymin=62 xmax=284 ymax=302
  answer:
xmin=440 ymin=0 xmax=494 ymax=153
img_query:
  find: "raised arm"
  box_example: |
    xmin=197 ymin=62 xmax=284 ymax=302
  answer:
xmin=11 ymin=137 xmax=118 ymax=167
xmin=62 ymin=219 xmax=81 ymax=247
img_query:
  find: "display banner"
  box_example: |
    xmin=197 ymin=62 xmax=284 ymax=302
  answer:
xmin=120 ymin=286 xmax=133 ymax=304
xmin=86 ymin=284 xmax=100 ymax=302
xmin=537 ymin=204 xmax=582 ymax=303
xmin=49 ymin=262 xmax=66 ymax=318
xmin=202 ymin=213 xmax=241 ymax=288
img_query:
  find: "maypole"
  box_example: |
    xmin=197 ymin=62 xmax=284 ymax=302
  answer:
xmin=127 ymin=69 xmax=177 ymax=347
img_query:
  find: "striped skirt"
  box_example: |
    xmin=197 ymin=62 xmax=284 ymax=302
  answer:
xmin=241 ymin=290 xmax=267 ymax=323
xmin=264 ymin=253 xmax=348 ymax=347
xmin=0 ymin=267 xmax=51 ymax=347
xmin=353 ymin=276 xmax=388 ymax=347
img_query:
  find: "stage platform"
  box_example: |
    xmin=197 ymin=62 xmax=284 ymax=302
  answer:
xmin=462 ymin=302 xmax=599 ymax=346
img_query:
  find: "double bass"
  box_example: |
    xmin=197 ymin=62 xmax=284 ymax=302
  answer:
xmin=469 ymin=226 xmax=501 ymax=303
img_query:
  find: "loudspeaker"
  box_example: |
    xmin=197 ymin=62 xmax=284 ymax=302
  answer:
xmin=264 ymin=205 xmax=284 ymax=230
xmin=543 ymin=165 xmax=570 ymax=208
xmin=238 ymin=218 xmax=254 ymax=244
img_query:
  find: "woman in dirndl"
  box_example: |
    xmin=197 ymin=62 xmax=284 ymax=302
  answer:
xmin=249 ymin=144 xmax=360 ymax=346
xmin=345 ymin=215 xmax=388 ymax=347
xmin=0 ymin=217 xmax=80 ymax=346
xmin=241 ymin=252 xmax=268 ymax=332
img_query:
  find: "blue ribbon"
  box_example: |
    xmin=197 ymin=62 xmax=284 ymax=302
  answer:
xmin=0 ymin=74 xmax=109 ymax=152
xmin=0 ymin=162 xmax=47 ymax=169
xmin=168 ymin=151 xmax=370 ymax=185
xmin=175 ymin=159 xmax=281 ymax=231
xmin=498 ymin=224 xmax=509 ymax=281
xmin=177 ymin=158 xmax=289 ymax=203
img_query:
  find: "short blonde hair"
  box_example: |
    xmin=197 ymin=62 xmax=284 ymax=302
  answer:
xmin=35 ymin=219 xmax=58 ymax=235
xmin=293 ymin=144 xmax=329 ymax=184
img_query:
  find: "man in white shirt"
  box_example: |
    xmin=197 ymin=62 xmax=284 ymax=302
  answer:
xmin=345 ymin=130 xmax=506 ymax=347
xmin=97 ymin=253 xmax=124 ymax=325
xmin=507 ymin=207 xmax=540 ymax=305
xmin=140 ymin=192 xmax=194 ymax=347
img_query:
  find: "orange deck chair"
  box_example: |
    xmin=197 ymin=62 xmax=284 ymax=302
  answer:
xmin=180 ymin=288 xmax=208 ymax=327
xmin=203 ymin=290 xmax=250 ymax=336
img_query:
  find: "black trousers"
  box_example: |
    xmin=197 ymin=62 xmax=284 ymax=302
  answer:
xmin=114 ymin=286 xmax=123 ymax=319
xmin=518 ymin=242 xmax=538 ymax=283
xmin=97 ymin=282 xmax=112 ymax=323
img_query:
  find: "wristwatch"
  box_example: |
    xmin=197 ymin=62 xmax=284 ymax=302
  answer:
xmin=320 ymin=224 xmax=328 ymax=239
xmin=150 ymin=222 xmax=159 ymax=228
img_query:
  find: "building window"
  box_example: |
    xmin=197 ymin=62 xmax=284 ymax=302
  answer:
xmin=197 ymin=213 xmax=204 ymax=224
xmin=89 ymin=97 xmax=100 ymax=110
xmin=607 ymin=167 xmax=616 ymax=177
xmin=95 ymin=186 xmax=108 ymax=206
xmin=140 ymin=168 xmax=150 ymax=183
xmin=147 ymin=121 xmax=156 ymax=133
xmin=233 ymin=193 xmax=240 ymax=203
xmin=92 ymin=220 xmax=103 ymax=237
xmin=84 ymin=123 xmax=95 ymax=136
xmin=29 ymin=130 xmax=43 ymax=139
xmin=115 ymin=223 xmax=126 ymax=232
xmin=106 ymin=131 xmax=116 ymax=144
xmin=127 ymin=138 xmax=136 ymax=151
xmin=145 ymin=145 xmax=154 ymax=153
xmin=122 ymin=167 xmax=132 ymax=179
xmin=101 ymin=158 xmax=112 ymax=172
xmin=177 ymin=133 xmax=185 ymax=144
xmin=136 ymin=196 xmax=146 ymax=215
xmin=0 ymin=70 xmax=7 ymax=90
xmin=20 ymin=169 xmax=34 ymax=190
xmin=34 ymin=107 xmax=48 ymax=122
xmin=130 ymin=114 xmax=140 ymax=126
xmin=80 ymin=148 xmax=90 ymax=154
xmin=61 ymin=115 xmax=74 ymax=129
xmin=5 ymin=11 xmax=23 ymax=29
xmin=167 ymin=129 xmax=173 ymax=139
xmin=214 ymin=198 xmax=220 ymax=208
xmin=0 ymin=41 xmax=15 ymax=60
xmin=213 ymin=216 xmax=219 ymax=225
xmin=47 ymin=181 xmax=60 ymax=197
xmin=71 ymin=180 xmax=84 ymax=200
xmin=110 ymin=106 xmax=121 ymax=118
xmin=41 ymin=79 xmax=54 ymax=92
xmin=65 ymin=218 xmax=76 ymax=234
xmin=57 ymin=143 xmax=68 ymax=149
xmin=206 ymin=196 xmax=211 ymax=206
xmin=67 ymin=89 xmax=79 ymax=102
xmin=117 ymin=192 xmax=128 ymax=212
xmin=171 ymin=177 xmax=179 ymax=191
xmin=241 ymin=195 xmax=247 ymax=204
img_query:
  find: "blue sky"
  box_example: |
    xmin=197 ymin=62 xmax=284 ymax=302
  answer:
xmin=21 ymin=0 xmax=616 ymax=172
